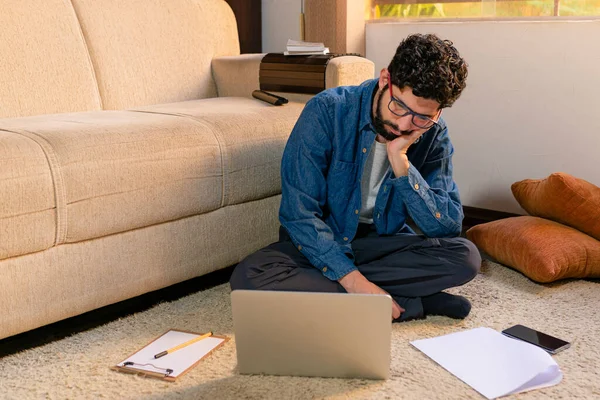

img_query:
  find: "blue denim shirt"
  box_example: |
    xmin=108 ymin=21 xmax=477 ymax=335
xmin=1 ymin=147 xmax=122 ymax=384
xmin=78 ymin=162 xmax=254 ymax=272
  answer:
xmin=279 ymin=78 xmax=463 ymax=281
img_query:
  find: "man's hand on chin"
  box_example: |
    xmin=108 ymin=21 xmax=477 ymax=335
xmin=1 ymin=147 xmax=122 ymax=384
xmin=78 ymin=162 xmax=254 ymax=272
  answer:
xmin=385 ymin=130 xmax=426 ymax=178
xmin=338 ymin=270 xmax=403 ymax=320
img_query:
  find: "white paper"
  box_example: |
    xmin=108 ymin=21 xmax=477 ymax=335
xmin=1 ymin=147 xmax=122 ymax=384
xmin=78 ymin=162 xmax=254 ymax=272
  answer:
xmin=287 ymin=39 xmax=325 ymax=48
xmin=118 ymin=330 xmax=225 ymax=378
xmin=286 ymin=39 xmax=328 ymax=53
xmin=410 ymin=327 xmax=562 ymax=399
xmin=283 ymin=48 xmax=330 ymax=56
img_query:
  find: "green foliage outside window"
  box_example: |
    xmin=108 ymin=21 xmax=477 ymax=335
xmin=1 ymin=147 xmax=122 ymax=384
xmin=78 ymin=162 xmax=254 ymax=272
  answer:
xmin=371 ymin=1 xmax=600 ymax=19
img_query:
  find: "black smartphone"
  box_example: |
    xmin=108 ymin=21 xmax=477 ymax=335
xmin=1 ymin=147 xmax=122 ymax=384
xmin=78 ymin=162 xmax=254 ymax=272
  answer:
xmin=502 ymin=324 xmax=570 ymax=354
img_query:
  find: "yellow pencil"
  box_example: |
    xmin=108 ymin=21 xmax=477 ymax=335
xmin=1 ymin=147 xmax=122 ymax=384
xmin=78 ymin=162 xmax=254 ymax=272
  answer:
xmin=154 ymin=331 xmax=213 ymax=359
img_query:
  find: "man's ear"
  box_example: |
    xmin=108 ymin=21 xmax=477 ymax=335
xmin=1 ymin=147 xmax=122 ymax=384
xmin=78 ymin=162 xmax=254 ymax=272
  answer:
xmin=378 ymin=68 xmax=389 ymax=90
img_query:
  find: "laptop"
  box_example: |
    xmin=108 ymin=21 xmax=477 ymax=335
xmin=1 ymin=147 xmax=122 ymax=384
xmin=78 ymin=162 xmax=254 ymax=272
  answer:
xmin=231 ymin=290 xmax=392 ymax=379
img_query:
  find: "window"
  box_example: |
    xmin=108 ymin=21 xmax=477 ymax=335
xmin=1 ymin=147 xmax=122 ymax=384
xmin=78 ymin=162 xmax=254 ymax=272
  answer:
xmin=368 ymin=0 xmax=600 ymax=19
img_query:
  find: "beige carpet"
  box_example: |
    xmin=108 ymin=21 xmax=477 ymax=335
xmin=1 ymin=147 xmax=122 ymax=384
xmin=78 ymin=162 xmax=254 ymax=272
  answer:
xmin=1 ymin=260 xmax=599 ymax=400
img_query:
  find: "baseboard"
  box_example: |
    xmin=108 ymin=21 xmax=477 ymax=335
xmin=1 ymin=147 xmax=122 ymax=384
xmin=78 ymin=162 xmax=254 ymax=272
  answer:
xmin=463 ymin=206 xmax=521 ymax=230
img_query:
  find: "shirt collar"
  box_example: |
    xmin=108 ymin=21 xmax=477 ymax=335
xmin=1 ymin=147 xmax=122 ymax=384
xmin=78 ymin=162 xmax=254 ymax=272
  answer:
xmin=359 ymin=78 xmax=381 ymax=133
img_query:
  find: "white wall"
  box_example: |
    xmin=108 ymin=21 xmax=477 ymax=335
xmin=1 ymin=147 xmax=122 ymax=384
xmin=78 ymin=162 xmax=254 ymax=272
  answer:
xmin=262 ymin=1 xmax=366 ymax=55
xmin=262 ymin=0 xmax=302 ymax=53
xmin=367 ymin=20 xmax=600 ymax=213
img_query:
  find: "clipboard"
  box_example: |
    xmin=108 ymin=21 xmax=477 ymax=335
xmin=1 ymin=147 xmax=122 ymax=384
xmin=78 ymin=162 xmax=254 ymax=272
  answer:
xmin=111 ymin=329 xmax=229 ymax=382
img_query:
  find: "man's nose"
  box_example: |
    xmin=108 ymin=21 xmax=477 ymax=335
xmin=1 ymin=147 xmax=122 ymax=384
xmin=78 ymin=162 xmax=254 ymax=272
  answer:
xmin=396 ymin=114 xmax=414 ymax=131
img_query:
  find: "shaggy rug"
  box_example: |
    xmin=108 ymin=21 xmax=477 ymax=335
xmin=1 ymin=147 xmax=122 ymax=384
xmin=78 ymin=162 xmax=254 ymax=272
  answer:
xmin=1 ymin=260 xmax=599 ymax=400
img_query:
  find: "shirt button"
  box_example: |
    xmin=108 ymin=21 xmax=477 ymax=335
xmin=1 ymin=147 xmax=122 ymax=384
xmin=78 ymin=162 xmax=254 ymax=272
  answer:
xmin=362 ymin=148 xmax=367 ymax=153
xmin=322 ymin=266 xmax=328 ymax=272
xmin=377 ymin=213 xmax=381 ymax=219
xmin=297 ymin=245 xmax=302 ymax=251
xmin=355 ymin=209 xmax=359 ymax=214
xmin=435 ymin=212 xmax=441 ymax=219
xmin=343 ymin=237 xmax=348 ymax=241
xmin=414 ymin=183 xmax=420 ymax=190
xmin=383 ymin=186 xmax=388 ymax=192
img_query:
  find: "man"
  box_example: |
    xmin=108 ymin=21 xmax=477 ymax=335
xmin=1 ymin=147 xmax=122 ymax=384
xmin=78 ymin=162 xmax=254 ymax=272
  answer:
xmin=230 ymin=33 xmax=481 ymax=321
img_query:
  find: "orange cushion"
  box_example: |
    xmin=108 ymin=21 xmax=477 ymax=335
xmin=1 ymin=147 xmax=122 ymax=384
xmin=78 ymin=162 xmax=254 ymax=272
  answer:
xmin=511 ymin=172 xmax=600 ymax=241
xmin=466 ymin=216 xmax=600 ymax=283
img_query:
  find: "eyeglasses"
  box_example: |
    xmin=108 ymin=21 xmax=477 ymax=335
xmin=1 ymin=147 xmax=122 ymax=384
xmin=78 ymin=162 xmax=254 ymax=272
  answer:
xmin=387 ymin=77 xmax=438 ymax=130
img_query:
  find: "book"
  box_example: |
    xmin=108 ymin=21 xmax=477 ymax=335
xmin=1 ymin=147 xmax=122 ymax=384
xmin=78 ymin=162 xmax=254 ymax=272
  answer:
xmin=284 ymin=49 xmax=330 ymax=56
xmin=111 ymin=329 xmax=229 ymax=381
xmin=286 ymin=39 xmax=329 ymax=55
xmin=286 ymin=39 xmax=326 ymax=51
xmin=410 ymin=327 xmax=562 ymax=399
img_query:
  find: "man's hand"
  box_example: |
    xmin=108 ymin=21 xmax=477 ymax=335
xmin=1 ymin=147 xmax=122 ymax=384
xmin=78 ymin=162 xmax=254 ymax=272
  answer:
xmin=386 ymin=130 xmax=426 ymax=178
xmin=339 ymin=270 xmax=404 ymax=320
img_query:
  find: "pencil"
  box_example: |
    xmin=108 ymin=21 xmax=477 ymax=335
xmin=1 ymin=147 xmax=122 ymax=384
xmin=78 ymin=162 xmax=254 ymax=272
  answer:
xmin=154 ymin=331 xmax=213 ymax=359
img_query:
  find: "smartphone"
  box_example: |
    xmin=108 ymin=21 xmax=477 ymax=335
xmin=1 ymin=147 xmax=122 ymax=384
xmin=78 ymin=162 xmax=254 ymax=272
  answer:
xmin=502 ymin=324 xmax=570 ymax=354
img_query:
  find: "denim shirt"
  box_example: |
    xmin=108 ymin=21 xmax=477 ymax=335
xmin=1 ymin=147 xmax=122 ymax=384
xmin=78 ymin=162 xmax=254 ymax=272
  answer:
xmin=279 ymin=78 xmax=463 ymax=281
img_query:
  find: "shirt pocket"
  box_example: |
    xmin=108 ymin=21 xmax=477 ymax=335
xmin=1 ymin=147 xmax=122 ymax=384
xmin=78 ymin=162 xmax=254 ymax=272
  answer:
xmin=327 ymin=160 xmax=358 ymax=206
xmin=330 ymin=159 xmax=358 ymax=173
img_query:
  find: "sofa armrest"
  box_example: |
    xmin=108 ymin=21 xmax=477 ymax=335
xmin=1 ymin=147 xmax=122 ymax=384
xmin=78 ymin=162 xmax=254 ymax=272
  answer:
xmin=212 ymin=53 xmax=263 ymax=98
xmin=325 ymin=56 xmax=375 ymax=89
xmin=212 ymin=54 xmax=375 ymax=101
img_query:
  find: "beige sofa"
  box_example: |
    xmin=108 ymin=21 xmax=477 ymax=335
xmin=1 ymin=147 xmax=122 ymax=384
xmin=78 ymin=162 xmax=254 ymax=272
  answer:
xmin=0 ymin=0 xmax=374 ymax=340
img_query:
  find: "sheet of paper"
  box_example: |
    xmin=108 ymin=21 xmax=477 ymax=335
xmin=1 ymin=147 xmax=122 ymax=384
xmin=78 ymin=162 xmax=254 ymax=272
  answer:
xmin=118 ymin=330 xmax=225 ymax=378
xmin=410 ymin=327 xmax=562 ymax=399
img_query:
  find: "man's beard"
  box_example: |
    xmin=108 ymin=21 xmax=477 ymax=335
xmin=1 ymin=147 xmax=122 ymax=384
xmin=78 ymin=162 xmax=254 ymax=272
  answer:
xmin=372 ymin=86 xmax=413 ymax=142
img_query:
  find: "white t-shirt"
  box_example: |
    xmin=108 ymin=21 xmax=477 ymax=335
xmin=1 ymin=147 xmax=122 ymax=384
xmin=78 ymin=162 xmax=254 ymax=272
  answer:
xmin=359 ymin=140 xmax=390 ymax=224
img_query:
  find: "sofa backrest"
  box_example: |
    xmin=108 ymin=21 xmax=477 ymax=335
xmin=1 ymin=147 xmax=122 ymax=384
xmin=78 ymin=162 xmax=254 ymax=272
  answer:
xmin=0 ymin=0 xmax=103 ymax=119
xmin=71 ymin=0 xmax=240 ymax=110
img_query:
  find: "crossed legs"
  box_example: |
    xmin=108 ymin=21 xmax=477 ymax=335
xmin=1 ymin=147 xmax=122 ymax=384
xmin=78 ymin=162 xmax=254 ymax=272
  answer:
xmin=230 ymin=226 xmax=481 ymax=321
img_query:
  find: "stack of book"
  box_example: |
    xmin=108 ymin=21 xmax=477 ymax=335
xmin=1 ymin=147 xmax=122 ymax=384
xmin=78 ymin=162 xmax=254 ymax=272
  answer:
xmin=284 ymin=39 xmax=329 ymax=56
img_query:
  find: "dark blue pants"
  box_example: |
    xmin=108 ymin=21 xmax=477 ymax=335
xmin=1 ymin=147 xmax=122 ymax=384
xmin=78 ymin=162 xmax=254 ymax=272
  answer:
xmin=230 ymin=225 xmax=481 ymax=320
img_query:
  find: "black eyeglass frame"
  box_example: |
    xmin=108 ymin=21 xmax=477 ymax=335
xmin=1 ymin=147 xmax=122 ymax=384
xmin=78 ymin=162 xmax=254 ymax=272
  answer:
xmin=387 ymin=75 xmax=440 ymax=130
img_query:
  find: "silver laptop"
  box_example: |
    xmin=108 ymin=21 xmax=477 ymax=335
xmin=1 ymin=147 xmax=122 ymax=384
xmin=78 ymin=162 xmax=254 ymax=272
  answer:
xmin=231 ymin=290 xmax=392 ymax=379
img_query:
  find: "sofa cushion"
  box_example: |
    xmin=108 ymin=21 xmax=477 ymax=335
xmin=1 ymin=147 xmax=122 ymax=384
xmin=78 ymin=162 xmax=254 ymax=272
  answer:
xmin=511 ymin=172 xmax=600 ymax=241
xmin=133 ymin=97 xmax=305 ymax=207
xmin=466 ymin=216 xmax=600 ymax=283
xmin=0 ymin=195 xmax=282 ymax=340
xmin=71 ymin=0 xmax=239 ymax=110
xmin=0 ymin=111 xmax=222 ymax=244
xmin=0 ymin=131 xmax=56 ymax=260
xmin=0 ymin=0 xmax=102 ymax=118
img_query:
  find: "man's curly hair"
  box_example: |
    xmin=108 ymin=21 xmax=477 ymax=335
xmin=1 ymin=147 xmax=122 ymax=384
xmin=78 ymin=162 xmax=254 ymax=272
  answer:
xmin=388 ymin=33 xmax=468 ymax=108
